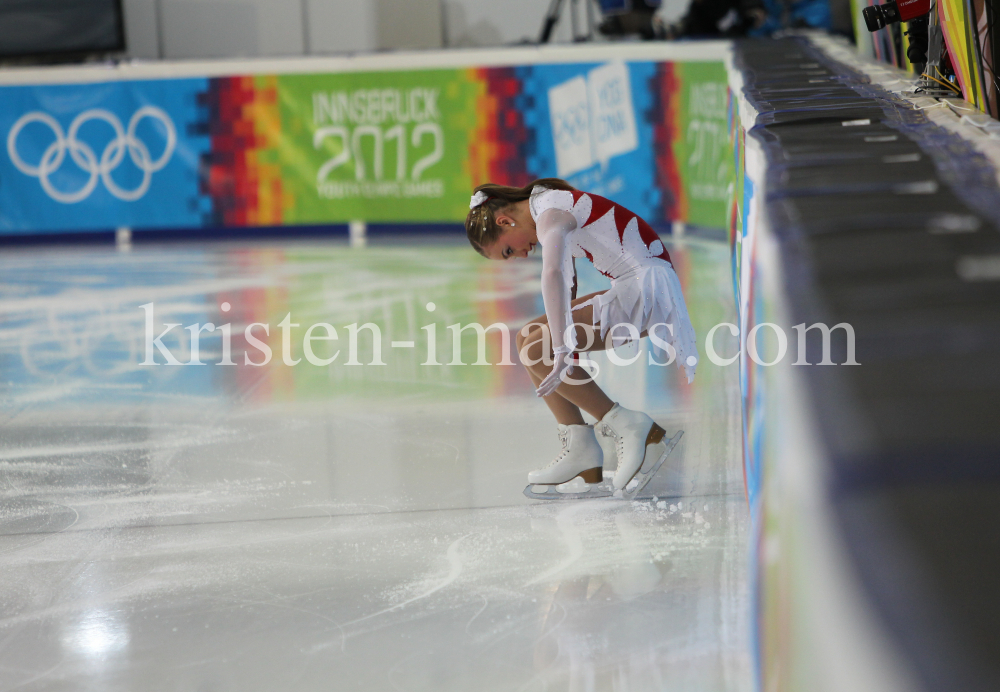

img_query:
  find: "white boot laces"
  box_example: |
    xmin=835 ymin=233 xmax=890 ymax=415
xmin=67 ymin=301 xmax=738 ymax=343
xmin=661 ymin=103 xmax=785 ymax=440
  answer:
xmin=599 ymin=423 xmax=625 ymax=469
xmin=542 ymin=428 xmax=571 ymax=470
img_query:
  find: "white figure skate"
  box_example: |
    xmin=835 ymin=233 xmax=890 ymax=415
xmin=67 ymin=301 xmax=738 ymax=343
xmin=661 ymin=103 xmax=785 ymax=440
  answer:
xmin=524 ymin=409 xmax=683 ymax=501
xmin=527 ymin=424 xmax=602 ymax=483
xmin=523 ymin=424 xmax=612 ymax=499
xmin=598 ymin=404 xmax=684 ymax=497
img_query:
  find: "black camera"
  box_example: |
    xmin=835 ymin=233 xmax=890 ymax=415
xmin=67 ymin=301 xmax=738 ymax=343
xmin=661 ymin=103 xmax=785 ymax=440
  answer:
xmin=863 ymin=0 xmax=901 ymax=30
xmin=862 ymin=0 xmax=930 ymax=32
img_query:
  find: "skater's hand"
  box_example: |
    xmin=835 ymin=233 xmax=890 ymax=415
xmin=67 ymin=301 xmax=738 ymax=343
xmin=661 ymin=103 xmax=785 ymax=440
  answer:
xmin=537 ymin=350 xmax=574 ymax=397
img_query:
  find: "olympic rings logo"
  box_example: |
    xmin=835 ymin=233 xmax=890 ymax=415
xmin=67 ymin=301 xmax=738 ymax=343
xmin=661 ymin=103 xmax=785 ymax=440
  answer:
xmin=6 ymin=107 xmax=176 ymax=203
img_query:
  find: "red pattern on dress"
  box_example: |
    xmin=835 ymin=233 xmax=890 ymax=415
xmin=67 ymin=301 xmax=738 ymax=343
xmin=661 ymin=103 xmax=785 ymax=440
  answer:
xmin=580 ymin=192 xmax=671 ymax=264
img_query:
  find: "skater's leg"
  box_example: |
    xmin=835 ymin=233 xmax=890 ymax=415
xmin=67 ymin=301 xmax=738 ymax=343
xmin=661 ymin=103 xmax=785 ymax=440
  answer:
xmin=519 ymin=295 xmax=672 ymax=491
xmin=517 ymin=293 xmax=621 ymax=421
xmin=518 ymin=298 xmax=606 ymax=485
xmin=523 ymin=365 xmax=587 ymax=426
xmin=542 ymin=360 xmax=614 ymax=421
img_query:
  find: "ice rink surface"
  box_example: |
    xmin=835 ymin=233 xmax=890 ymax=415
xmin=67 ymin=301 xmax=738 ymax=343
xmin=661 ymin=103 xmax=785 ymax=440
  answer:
xmin=0 ymin=234 xmax=750 ymax=691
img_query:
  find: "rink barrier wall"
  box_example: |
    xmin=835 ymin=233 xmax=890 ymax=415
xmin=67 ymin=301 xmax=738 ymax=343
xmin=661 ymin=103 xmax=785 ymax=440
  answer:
xmin=0 ymin=42 xmax=732 ymax=239
xmin=731 ymin=35 xmax=1000 ymax=692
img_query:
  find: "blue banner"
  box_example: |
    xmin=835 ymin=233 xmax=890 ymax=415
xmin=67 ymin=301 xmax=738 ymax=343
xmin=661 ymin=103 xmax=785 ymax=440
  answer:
xmin=1 ymin=78 xmax=208 ymax=233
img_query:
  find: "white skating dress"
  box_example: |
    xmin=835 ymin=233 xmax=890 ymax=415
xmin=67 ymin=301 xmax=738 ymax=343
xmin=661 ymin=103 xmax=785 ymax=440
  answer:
xmin=530 ymin=185 xmax=698 ymax=382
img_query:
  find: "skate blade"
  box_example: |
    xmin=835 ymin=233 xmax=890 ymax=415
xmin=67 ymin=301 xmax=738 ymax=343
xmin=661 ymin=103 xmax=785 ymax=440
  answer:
xmin=619 ymin=430 xmax=684 ymax=501
xmin=523 ymin=475 xmax=615 ymax=501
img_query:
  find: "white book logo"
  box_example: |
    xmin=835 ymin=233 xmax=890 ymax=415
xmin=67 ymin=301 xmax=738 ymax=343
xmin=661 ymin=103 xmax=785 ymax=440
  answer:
xmin=548 ymin=61 xmax=638 ymax=177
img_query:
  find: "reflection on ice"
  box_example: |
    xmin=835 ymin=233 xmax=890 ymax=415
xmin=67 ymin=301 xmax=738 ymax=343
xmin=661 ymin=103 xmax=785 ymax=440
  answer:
xmin=62 ymin=610 xmax=131 ymax=658
xmin=0 ymin=236 xmax=748 ymax=691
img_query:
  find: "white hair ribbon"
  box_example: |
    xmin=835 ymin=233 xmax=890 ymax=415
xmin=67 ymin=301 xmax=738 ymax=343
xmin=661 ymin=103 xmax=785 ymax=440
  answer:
xmin=469 ymin=191 xmax=490 ymax=209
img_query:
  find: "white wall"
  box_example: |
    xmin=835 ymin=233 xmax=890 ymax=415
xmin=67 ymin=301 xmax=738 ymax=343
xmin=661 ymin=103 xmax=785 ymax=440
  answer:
xmin=374 ymin=0 xmax=443 ymax=51
xmin=123 ymin=0 xmax=444 ymax=59
xmin=121 ymin=0 xmax=691 ymax=60
xmin=122 ymin=0 xmax=161 ymax=59
xmin=161 ymin=0 xmax=306 ymax=59
xmin=304 ymin=0 xmax=377 ymax=55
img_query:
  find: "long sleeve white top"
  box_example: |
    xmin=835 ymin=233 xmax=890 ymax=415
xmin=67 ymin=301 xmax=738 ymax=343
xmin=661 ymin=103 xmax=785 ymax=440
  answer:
xmin=536 ymin=208 xmax=579 ymax=354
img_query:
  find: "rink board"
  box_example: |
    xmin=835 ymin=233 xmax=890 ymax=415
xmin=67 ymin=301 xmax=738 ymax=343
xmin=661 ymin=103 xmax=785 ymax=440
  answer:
xmin=731 ymin=35 xmax=1000 ymax=692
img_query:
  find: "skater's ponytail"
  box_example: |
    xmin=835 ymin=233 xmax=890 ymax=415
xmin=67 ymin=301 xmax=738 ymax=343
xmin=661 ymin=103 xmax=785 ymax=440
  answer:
xmin=466 ymin=178 xmax=574 ymax=257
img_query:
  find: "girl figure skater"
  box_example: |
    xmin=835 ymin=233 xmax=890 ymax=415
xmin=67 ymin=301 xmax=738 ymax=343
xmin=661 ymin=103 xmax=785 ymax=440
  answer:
xmin=466 ymin=178 xmax=698 ymax=491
